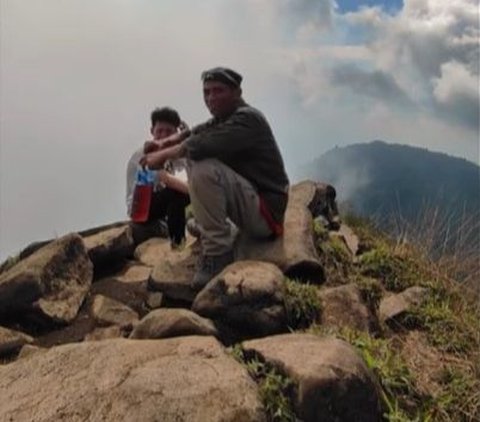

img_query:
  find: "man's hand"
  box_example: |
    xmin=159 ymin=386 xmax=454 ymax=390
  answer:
xmin=139 ymin=142 xmax=186 ymax=170
xmin=143 ymin=140 xmax=162 ymax=154
xmin=139 ymin=149 xmax=169 ymax=170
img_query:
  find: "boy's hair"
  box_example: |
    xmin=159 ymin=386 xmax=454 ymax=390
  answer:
xmin=150 ymin=107 xmax=181 ymax=127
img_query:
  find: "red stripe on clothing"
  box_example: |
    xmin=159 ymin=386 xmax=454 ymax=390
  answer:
xmin=259 ymin=196 xmax=284 ymax=237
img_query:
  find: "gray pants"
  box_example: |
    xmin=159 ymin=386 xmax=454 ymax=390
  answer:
xmin=188 ymin=159 xmax=272 ymax=255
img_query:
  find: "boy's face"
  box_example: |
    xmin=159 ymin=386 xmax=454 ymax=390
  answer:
xmin=203 ymin=80 xmax=240 ymax=118
xmin=151 ymin=121 xmax=177 ymax=140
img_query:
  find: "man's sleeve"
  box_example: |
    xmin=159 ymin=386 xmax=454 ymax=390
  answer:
xmin=185 ymin=109 xmax=262 ymax=160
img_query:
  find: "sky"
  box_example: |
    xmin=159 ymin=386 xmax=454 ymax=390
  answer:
xmin=0 ymin=0 xmax=479 ymax=260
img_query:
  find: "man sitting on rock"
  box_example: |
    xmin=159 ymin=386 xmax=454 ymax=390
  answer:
xmin=127 ymin=107 xmax=190 ymax=248
xmin=141 ymin=67 xmax=290 ymax=287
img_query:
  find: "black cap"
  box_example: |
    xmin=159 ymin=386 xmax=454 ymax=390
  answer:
xmin=201 ymin=67 xmax=243 ymax=88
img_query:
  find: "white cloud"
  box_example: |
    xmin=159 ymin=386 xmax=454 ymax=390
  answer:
xmin=433 ymin=60 xmax=479 ymax=104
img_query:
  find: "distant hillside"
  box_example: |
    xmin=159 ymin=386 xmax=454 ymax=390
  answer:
xmin=301 ymin=141 xmax=480 ymax=224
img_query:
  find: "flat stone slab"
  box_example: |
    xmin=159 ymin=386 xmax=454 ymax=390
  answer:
xmin=0 ymin=336 xmax=266 ymax=422
xmin=112 ymin=263 xmax=152 ymax=284
xmin=130 ymin=309 xmax=218 ymax=340
xmin=243 ymin=333 xmax=382 ymax=422
xmin=0 ymin=326 xmax=33 ymax=356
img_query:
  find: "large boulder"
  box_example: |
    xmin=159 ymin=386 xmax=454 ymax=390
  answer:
xmin=83 ymin=225 xmax=134 ymax=267
xmin=192 ymin=261 xmax=286 ymax=337
xmin=239 ymin=181 xmax=326 ymax=282
xmin=144 ymin=238 xmax=198 ymax=302
xmin=0 ymin=233 xmax=93 ymax=324
xmin=17 ymin=221 xmax=129 ymax=261
xmin=318 ymin=284 xmax=377 ymax=333
xmin=243 ymin=333 xmax=382 ymax=422
xmin=0 ymin=326 xmax=33 ymax=356
xmin=0 ymin=336 xmax=266 ymax=422
xmin=130 ymin=309 xmax=218 ymax=339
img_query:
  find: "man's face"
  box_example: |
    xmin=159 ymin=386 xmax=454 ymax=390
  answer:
xmin=151 ymin=121 xmax=177 ymax=140
xmin=203 ymin=80 xmax=240 ymax=118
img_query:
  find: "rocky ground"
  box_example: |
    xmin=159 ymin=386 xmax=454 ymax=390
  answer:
xmin=0 ymin=180 xmax=478 ymax=422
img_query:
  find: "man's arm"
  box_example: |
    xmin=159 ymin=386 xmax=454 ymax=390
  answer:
xmin=143 ymin=128 xmax=191 ymax=154
xmin=185 ymin=108 xmax=265 ymax=160
xmin=140 ymin=142 xmax=187 ymax=170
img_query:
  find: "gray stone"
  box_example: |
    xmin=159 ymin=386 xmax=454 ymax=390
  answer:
xmin=146 ymin=238 xmax=198 ymax=302
xmin=145 ymin=292 xmax=163 ymax=309
xmin=84 ymin=326 xmax=123 ymax=342
xmin=318 ymin=284 xmax=376 ymax=333
xmin=332 ymin=224 xmax=359 ymax=256
xmin=239 ymin=181 xmax=325 ymax=282
xmin=192 ymin=261 xmax=286 ymax=337
xmin=0 ymin=337 xmax=266 ymax=422
xmin=113 ymin=263 xmax=152 ymax=284
xmin=0 ymin=326 xmax=33 ymax=356
xmin=17 ymin=345 xmax=45 ymax=360
xmin=243 ymin=333 xmax=382 ymax=422
xmin=83 ymin=225 xmax=134 ymax=266
xmin=91 ymin=295 xmax=139 ymax=328
xmin=379 ymin=286 xmax=429 ymax=324
xmin=0 ymin=233 xmax=93 ymax=323
xmin=130 ymin=309 xmax=218 ymax=339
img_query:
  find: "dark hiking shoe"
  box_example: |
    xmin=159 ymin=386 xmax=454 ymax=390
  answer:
xmin=192 ymin=251 xmax=234 ymax=289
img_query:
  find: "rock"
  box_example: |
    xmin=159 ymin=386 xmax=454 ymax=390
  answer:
xmin=0 ymin=336 xmax=266 ymax=422
xmin=91 ymin=295 xmax=139 ymax=328
xmin=0 ymin=233 xmax=93 ymax=324
xmin=0 ymin=326 xmax=33 ymax=356
xmin=146 ymin=238 xmax=198 ymax=302
xmin=18 ymin=221 xmax=129 ymax=261
xmin=83 ymin=225 xmax=134 ymax=266
xmin=318 ymin=284 xmax=377 ymax=333
xmin=243 ymin=333 xmax=382 ymax=422
xmin=84 ymin=326 xmax=123 ymax=341
xmin=129 ymin=309 xmax=218 ymax=340
xmin=239 ymin=181 xmax=325 ymax=282
xmin=379 ymin=286 xmax=429 ymax=325
xmin=192 ymin=261 xmax=286 ymax=337
xmin=331 ymin=224 xmax=359 ymax=256
xmin=17 ymin=345 xmax=45 ymax=359
xmin=113 ymin=263 xmax=152 ymax=284
xmin=145 ymin=292 xmax=163 ymax=309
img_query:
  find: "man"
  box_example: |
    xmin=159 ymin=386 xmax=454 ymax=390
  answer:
xmin=127 ymin=107 xmax=190 ymax=248
xmin=141 ymin=67 xmax=289 ymax=287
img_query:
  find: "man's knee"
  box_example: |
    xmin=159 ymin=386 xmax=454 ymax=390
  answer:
xmin=189 ymin=159 xmax=226 ymax=189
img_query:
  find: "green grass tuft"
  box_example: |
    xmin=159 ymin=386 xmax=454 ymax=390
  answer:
xmin=283 ymin=279 xmax=322 ymax=329
xmin=228 ymin=346 xmax=296 ymax=422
